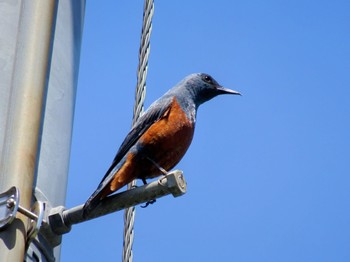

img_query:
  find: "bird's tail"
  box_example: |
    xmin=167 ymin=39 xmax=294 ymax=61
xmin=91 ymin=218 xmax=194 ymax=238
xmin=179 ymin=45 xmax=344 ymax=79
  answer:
xmin=83 ymin=186 xmax=111 ymax=218
xmin=83 ymin=192 xmax=101 ymax=218
xmin=82 ymin=161 xmax=120 ymax=218
xmin=83 ymin=199 xmax=96 ymax=218
xmin=82 ymin=157 xmax=131 ymax=217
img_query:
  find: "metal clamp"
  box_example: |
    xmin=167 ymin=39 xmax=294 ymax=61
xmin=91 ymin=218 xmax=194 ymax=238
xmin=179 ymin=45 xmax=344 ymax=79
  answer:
xmin=0 ymin=186 xmax=20 ymax=230
xmin=26 ymin=201 xmax=45 ymax=246
xmin=0 ymin=186 xmax=45 ymax=243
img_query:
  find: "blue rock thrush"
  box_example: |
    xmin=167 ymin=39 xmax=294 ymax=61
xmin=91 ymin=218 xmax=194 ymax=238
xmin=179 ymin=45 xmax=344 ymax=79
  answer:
xmin=83 ymin=73 xmax=240 ymax=215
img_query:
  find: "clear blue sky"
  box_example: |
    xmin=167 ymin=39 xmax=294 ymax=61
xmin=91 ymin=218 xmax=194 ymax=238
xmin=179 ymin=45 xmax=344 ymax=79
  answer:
xmin=61 ymin=1 xmax=350 ymax=261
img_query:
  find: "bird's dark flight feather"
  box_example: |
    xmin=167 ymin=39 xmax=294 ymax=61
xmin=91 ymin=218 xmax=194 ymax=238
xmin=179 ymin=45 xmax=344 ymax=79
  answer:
xmin=83 ymin=97 xmax=173 ymax=216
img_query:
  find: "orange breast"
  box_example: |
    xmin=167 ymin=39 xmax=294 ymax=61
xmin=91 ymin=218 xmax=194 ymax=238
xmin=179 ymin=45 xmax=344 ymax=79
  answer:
xmin=109 ymin=97 xmax=195 ymax=193
xmin=138 ymin=97 xmax=195 ymax=174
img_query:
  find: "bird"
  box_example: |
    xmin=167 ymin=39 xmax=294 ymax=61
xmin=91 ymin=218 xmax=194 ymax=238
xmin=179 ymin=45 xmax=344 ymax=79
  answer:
xmin=83 ymin=73 xmax=240 ymax=216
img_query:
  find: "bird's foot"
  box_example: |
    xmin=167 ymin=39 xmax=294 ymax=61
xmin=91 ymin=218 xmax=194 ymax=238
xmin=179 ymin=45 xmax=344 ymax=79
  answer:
xmin=141 ymin=199 xmax=156 ymax=208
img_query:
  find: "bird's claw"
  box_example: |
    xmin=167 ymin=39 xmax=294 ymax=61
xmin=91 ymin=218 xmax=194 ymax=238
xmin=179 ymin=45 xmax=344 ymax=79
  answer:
xmin=141 ymin=199 xmax=156 ymax=208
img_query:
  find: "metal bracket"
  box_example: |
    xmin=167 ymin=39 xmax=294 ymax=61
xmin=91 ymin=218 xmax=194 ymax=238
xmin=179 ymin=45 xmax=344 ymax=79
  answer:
xmin=47 ymin=170 xmax=187 ymax=236
xmin=0 ymin=186 xmax=19 ymax=230
xmin=25 ymin=201 xmax=45 ymax=247
xmin=1 ymin=170 xmax=187 ymax=250
xmin=0 ymin=186 xmax=45 ymax=246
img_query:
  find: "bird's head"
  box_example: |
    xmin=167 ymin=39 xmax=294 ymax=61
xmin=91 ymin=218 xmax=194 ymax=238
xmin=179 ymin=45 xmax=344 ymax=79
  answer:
xmin=184 ymin=73 xmax=241 ymax=106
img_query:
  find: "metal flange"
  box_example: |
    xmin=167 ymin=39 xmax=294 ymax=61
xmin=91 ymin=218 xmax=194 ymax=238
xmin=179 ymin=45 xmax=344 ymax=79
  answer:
xmin=0 ymin=186 xmax=20 ymax=230
xmin=0 ymin=186 xmax=45 ymax=240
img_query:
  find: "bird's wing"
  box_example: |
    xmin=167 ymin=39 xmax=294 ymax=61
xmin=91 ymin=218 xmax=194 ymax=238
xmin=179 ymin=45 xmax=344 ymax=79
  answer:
xmin=102 ymin=96 xmax=173 ymax=182
xmin=83 ymin=97 xmax=173 ymax=216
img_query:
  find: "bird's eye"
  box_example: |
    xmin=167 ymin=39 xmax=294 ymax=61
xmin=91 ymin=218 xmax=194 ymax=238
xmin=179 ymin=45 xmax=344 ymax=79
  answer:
xmin=203 ymin=75 xmax=213 ymax=84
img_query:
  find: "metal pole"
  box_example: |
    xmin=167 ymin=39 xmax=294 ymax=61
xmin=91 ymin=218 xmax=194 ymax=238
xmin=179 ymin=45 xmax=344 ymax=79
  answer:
xmin=28 ymin=1 xmax=85 ymax=260
xmin=0 ymin=0 xmax=58 ymax=261
xmin=46 ymin=170 xmax=187 ymax=237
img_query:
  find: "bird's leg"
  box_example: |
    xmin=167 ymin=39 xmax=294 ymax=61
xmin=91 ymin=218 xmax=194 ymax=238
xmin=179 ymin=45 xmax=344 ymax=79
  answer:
xmin=146 ymin=157 xmax=168 ymax=176
xmin=140 ymin=157 xmax=170 ymax=208
xmin=142 ymin=178 xmax=147 ymax=185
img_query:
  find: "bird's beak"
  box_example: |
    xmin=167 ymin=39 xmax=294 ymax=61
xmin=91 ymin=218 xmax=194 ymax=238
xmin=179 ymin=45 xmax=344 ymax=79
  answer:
xmin=217 ymin=86 xmax=241 ymax=95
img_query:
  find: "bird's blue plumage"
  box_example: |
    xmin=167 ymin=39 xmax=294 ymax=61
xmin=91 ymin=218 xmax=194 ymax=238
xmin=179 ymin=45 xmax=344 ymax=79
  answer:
xmin=83 ymin=73 xmax=240 ymax=216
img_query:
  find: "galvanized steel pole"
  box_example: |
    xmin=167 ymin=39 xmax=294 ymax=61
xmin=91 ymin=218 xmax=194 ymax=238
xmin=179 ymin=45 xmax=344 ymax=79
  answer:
xmin=29 ymin=1 xmax=85 ymax=260
xmin=0 ymin=0 xmax=58 ymax=261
